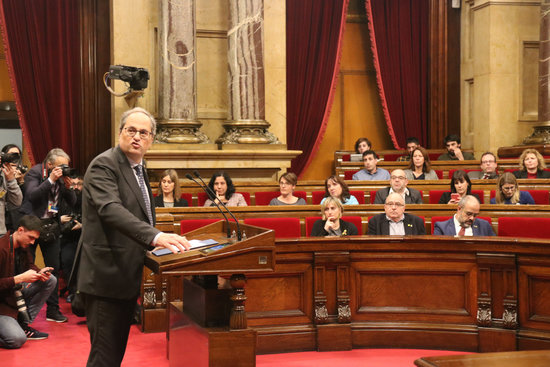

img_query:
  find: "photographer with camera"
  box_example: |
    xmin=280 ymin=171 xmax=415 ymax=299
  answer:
xmin=19 ymin=148 xmax=76 ymax=323
xmin=1 ymin=144 xmax=26 ymax=233
xmin=0 ymin=215 xmax=56 ymax=348
xmin=0 ymin=146 xmax=23 ymax=237
xmin=58 ymin=175 xmax=82 ymax=302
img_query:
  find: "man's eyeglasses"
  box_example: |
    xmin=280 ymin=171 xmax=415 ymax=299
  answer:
xmin=123 ymin=127 xmax=152 ymax=139
xmin=385 ymin=202 xmax=404 ymax=208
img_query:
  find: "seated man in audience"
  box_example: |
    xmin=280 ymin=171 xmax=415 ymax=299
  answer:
xmin=368 ymin=193 xmax=426 ymax=235
xmin=0 ymin=215 xmax=56 ymax=348
xmin=468 ymin=152 xmax=499 ymax=179
xmin=352 ymin=150 xmax=390 ymax=181
xmin=397 ymin=137 xmax=420 ymax=162
xmin=433 ymin=195 xmax=495 ymax=236
xmin=437 ymin=134 xmax=475 ymax=161
xmin=374 ymin=169 xmax=423 ymax=204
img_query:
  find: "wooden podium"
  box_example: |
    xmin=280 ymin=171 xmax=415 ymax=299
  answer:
xmin=145 ymin=221 xmax=275 ymax=367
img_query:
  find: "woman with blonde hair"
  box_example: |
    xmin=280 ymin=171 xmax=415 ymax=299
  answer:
xmin=513 ymin=148 xmax=550 ymax=179
xmin=154 ymin=169 xmax=188 ymax=207
xmin=490 ymin=172 xmax=534 ymax=205
xmin=310 ymin=197 xmax=358 ymax=236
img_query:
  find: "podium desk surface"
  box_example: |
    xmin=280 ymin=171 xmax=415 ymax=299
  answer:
xmin=415 ymin=350 xmax=550 ymax=367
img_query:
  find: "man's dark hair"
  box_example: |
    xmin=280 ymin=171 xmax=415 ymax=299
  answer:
xmin=362 ymin=150 xmax=378 ymax=159
xmin=18 ymin=215 xmax=42 ymax=233
xmin=444 ymin=134 xmax=461 ymax=145
xmin=406 ymin=137 xmax=419 ymax=145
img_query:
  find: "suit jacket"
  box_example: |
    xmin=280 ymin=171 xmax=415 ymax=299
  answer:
xmin=76 ymin=146 xmax=160 ymax=300
xmin=467 ymin=171 xmax=498 ymax=179
xmin=367 ymin=213 xmax=426 ymax=235
xmin=433 ymin=217 xmax=495 ymax=236
xmin=154 ymin=194 xmax=188 ymax=207
xmin=374 ymin=187 xmax=423 ymax=204
xmin=20 ymin=163 xmax=76 ymax=217
xmin=513 ymin=169 xmax=550 ymax=179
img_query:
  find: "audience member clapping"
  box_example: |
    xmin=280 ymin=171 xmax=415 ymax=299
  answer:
xmin=439 ymin=170 xmax=480 ymax=204
xmin=490 ymin=172 xmax=534 ymax=205
xmin=310 ymin=196 xmax=358 ymax=237
xmin=269 ymin=172 xmax=306 ymax=205
xmin=204 ymin=171 xmax=247 ymax=207
xmin=154 ymin=169 xmax=188 ymax=207
xmin=404 ymin=147 xmax=439 ymax=180
xmin=321 ymin=175 xmax=359 ymax=205
xmin=513 ymin=148 xmax=550 ymax=179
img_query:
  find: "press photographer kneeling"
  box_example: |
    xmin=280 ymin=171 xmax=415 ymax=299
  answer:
xmin=0 ymin=215 xmax=56 ymax=348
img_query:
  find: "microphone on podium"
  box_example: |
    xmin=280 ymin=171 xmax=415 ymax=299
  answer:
xmin=185 ymin=173 xmax=232 ymax=239
xmin=193 ymin=170 xmax=242 ymax=241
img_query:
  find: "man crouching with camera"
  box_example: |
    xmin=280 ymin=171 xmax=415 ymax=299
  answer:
xmin=0 ymin=215 xmax=56 ymax=348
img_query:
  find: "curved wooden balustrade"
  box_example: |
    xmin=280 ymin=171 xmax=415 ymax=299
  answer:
xmin=145 ymin=235 xmax=550 ymax=354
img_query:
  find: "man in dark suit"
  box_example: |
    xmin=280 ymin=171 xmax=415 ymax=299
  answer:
xmin=374 ymin=169 xmax=423 ymax=204
xmin=368 ymin=192 xmax=426 ymax=235
xmin=76 ymin=107 xmax=191 ymax=366
xmin=433 ymin=195 xmax=495 ymax=236
xmin=20 ymin=148 xmax=76 ymax=323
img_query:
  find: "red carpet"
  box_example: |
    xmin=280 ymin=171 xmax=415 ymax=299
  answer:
xmin=2 ymin=299 xmax=469 ymax=366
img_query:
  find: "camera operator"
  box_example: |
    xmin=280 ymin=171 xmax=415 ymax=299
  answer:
xmin=0 ymin=147 xmax=23 ymax=237
xmin=19 ymin=148 xmax=76 ymax=323
xmin=59 ymin=175 xmax=82 ymax=302
xmin=1 ymin=144 xmax=26 ymax=233
xmin=0 ymin=215 xmax=56 ymax=348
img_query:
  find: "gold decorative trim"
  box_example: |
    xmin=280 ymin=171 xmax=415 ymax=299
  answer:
xmin=472 ymin=1 xmax=540 ymax=11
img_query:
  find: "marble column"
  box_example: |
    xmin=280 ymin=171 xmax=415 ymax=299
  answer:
xmin=216 ymin=0 xmax=280 ymax=145
xmin=524 ymin=0 xmax=550 ymax=144
xmin=156 ymin=0 xmax=209 ymax=144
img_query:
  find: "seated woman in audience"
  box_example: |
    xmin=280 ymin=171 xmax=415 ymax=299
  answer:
xmin=154 ymin=169 xmax=188 ymax=207
xmin=404 ymin=147 xmax=439 ymax=180
xmin=269 ymin=172 xmax=306 ymax=205
xmin=320 ymin=175 xmax=359 ymax=205
xmin=490 ymin=172 xmax=534 ymax=205
xmin=354 ymin=137 xmax=372 ymax=154
xmin=513 ymin=148 xmax=550 ymax=179
xmin=204 ymin=171 xmax=247 ymax=207
xmin=439 ymin=170 xmax=480 ymax=204
xmin=310 ymin=197 xmax=358 ymax=237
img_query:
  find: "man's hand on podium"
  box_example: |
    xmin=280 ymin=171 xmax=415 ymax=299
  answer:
xmin=154 ymin=233 xmax=191 ymax=253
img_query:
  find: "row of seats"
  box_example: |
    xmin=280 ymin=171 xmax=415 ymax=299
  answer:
xmin=169 ymin=189 xmax=550 ymax=206
xmin=179 ymin=217 xmax=550 ymax=240
xmin=342 ymin=168 xmax=550 ymax=180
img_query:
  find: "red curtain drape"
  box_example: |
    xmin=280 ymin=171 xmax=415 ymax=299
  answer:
xmin=286 ymin=0 xmax=349 ymax=177
xmin=365 ymin=0 xmax=429 ymax=149
xmin=0 ymin=0 xmax=80 ymax=167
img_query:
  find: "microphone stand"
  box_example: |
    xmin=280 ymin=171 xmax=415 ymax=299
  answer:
xmin=194 ymin=170 xmax=242 ymax=241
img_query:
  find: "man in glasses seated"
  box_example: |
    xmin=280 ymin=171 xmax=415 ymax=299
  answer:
xmin=434 ymin=195 xmax=495 ymax=236
xmin=373 ymin=169 xmax=423 ymax=204
xmin=368 ymin=193 xmax=426 ymax=235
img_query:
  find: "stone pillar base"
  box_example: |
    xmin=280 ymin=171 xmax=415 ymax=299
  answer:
xmin=216 ymin=119 xmax=281 ymax=145
xmin=156 ymin=119 xmax=210 ymax=144
xmin=523 ymin=124 xmax=550 ymax=145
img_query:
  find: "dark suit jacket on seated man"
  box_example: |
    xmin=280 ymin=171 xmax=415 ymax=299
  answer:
xmin=433 ymin=195 xmax=495 ymax=236
xmin=374 ymin=169 xmax=423 ymax=204
xmin=368 ymin=192 xmax=426 ymax=235
xmin=76 ymin=107 xmax=191 ymax=367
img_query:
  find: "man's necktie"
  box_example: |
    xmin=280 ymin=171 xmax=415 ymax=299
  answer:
xmin=134 ymin=165 xmax=154 ymax=225
xmin=458 ymin=225 xmax=466 ymax=236
xmin=482 ymin=173 xmax=489 ymax=179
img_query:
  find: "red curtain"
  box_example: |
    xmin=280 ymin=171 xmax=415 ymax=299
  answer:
xmin=365 ymin=0 xmax=429 ymax=149
xmin=0 ymin=0 xmax=80 ymax=167
xmin=286 ymin=0 xmax=349 ymax=177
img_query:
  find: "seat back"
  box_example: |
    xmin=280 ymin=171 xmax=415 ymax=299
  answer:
xmin=498 ymin=217 xmax=550 ymax=239
xmin=181 ymin=193 xmax=193 ymax=206
xmin=254 ymin=191 xmax=280 ymax=206
xmin=344 ymin=171 xmax=357 ymax=180
xmin=305 ymin=216 xmax=322 ymax=237
xmin=429 ymin=190 xmax=449 ymax=204
xmin=349 ymin=190 xmax=365 ymax=204
xmin=180 ymin=219 xmax=223 ymax=235
xmin=311 ymin=191 xmax=326 ymax=205
xmin=341 ymin=216 xmax=363 ymax=235
xmin=244 ymin=217 xmax=301 ymax=238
